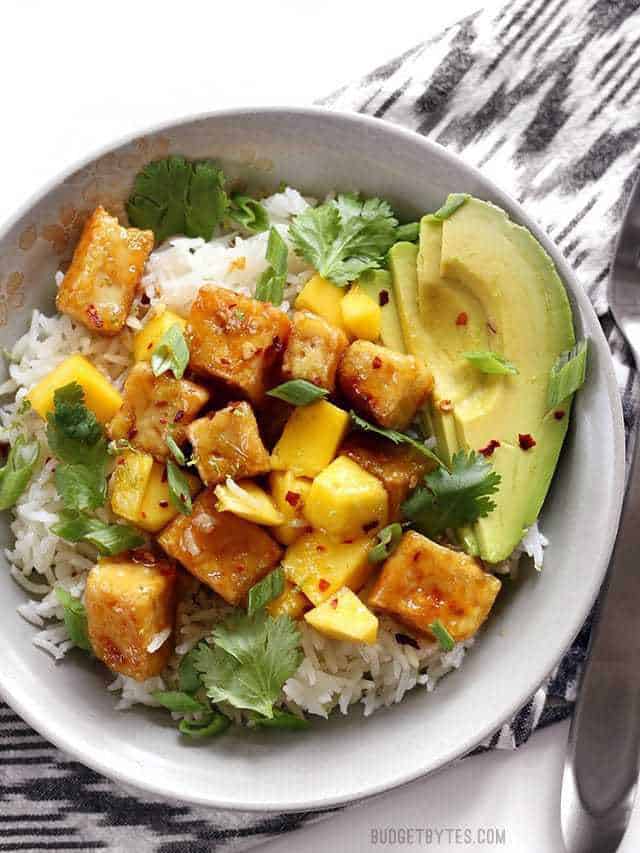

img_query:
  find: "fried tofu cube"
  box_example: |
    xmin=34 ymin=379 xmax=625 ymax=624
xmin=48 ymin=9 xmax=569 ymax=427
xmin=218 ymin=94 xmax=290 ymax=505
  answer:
xmin=304 ymin=456 xmax=388 ymax=540
xmin=56 ymin=207 xmax=153 ymax=336
xmin=187 ymin=286 xmax=290 ymax=404
xmin=281 ymin=311 xmax=348 ymax=392
xmin=295 ymin=273 xmax=347 ymax=330
xmin=254 ymin=395 xmax=293 ymax=451
xmin=338 ymin=340 xmax=434 ymax=430
xmin=270 ymin=400 xmax=350 ymax=478
xmin=108 ymin=363 xmax=209 ymax=460
xmin=368 ymin=531 xmax=501 ymax=642
xmin=266 ymin=580 xmax=311 ymax=621
xmin=110 ymin=451 xmax=154 ymax=524
xmin=158 ymin=489 xmax=282 ymax=606
xmin=137 ymin=462 xmax=201 ymax=533
xmin=85 ymin=554 xmax=177 ymax=681
xmin=214 ymin=479 xmax=284 ymax=526
xmin=282 ymin=531 xmax=375 ymax=605
xmin=187 ymin=402 xmax=271 ymax=487
xmin=269 ymin=470 xmax=313 ymax=545
xmin=133 ymin=310 xmax=187 ymax=363
xmin=340 ymin=433 xmax=435 ymax=520
xmin=340 ymin=286 xmax=382 ymax=341
xmin=305 ymin=587 xmax=378 ymax=644
xmin=27 ymin=354 xmax=123 ymax=423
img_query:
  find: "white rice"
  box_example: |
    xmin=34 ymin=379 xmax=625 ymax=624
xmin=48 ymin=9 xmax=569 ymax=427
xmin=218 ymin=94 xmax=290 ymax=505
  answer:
xmin=0 ymin=185 xmax=548 ymax=720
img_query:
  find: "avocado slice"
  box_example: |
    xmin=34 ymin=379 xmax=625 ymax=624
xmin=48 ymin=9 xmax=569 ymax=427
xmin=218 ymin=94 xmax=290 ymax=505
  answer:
xmin=357 ymin=269 xmax=405 ymax=352
xmin=392 ymin=198 xmax=576 ymax=562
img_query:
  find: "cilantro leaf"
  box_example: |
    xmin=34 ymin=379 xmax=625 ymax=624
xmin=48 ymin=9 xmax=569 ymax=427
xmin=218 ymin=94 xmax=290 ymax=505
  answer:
xmin=55 ymin=463 xmax=107 ymax=512
xmin=349 ymin=411 xmax=442 ymax=467
xmin=151 ymin=324 xmax=189 ymax=380
xmin=247 ymin=567 xmax=285 ymax=616
xmin=54 ymin=587 xmax=91 ymax=652
xmin=51 ymin=511 xmax=144 ymax=556
xmin=193 ymin=611 xmax=302 ymax=718
xmin=126 ymin=155 xmax=228 ymax=243
xmin=251 ymin=708 xmax=309 ymax=730
xmin=0 ymin=436 xmax=40 ymax=510
xmin=228 ymin=193 xmax=269 ymax=233
xmin=255 ymin=227 xmax=288 ymax=305
xmin=402 ymin=450 xmax=500 ymax=537
xmin=167 ymin=461 xmax=193 ymax=515
xmin=178 ymin=645 xmax=204 ymax=693
xmin=289 ymin=193 xmax=398 ymax=285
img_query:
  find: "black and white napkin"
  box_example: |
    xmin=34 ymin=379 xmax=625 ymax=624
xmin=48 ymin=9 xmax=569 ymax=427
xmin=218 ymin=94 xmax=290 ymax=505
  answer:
xmin=2 ymin=0 xmax=640 ymax=849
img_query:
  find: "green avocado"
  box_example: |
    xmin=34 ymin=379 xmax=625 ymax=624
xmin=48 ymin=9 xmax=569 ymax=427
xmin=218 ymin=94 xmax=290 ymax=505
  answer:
xmin=357 ymin=269 xmax=405 ymax=352
xmin=390 ymin=198 xmax=575 ymax=562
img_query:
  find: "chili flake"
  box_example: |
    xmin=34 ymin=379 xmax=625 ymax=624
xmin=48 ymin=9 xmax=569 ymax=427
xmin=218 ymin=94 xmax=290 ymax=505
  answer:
xmin=330 ymin=598 xmax=339 ymax=609
xmin=372 ymin=356 xmax=383 ymax=369
xmin=285 ymin=491 xmax=300 ymax=507
xmin=318 ymin=578 xmax=330 ymax=592
xmin=554 ymin=410 xmax=565 ymax=420
xmin=395 ymin=633 xmax=419 ymax=649
xmin=479 ymin=439 xmax=500 ymax=457
xmin=159 ymin=500 xmax=169 ymax=508
xmin=456 ymin=312 xmax=468 ymax=326
xmin=518 ymin=433 xmax=536 ymax=450
xmin=438 ymin=399 xmax=454 ymax=413
xmin=379 ymin=290 xmax=390 ymax=306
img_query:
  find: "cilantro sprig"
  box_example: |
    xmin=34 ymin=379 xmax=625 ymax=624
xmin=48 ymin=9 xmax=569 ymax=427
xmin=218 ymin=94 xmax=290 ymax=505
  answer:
xmin=402 ymin=450 xmax=501 ymax=537
xmin=349 ymin=411 xmax=442 ymax=467
xmin=289 ymin=193 xmax=398 ymax=285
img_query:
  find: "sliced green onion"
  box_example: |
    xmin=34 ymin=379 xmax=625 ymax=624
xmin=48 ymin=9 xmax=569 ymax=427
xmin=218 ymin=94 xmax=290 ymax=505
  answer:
xmin=368 ymin=523 xmax=403 ymax=564
xmin=178 ymin=713 xmax=231 ymax=738
xmin=178 ymin=646 xmax=204 ymax=693
xmin=548 ymin=339 xmax=588 ymax=408
xmin=429 ymin=619 xmax=455 ymax=652
xmin=267 ymin=380 xmax=329 ymax=406
xmin=151 ymin=324 xmax=189 ymax=380
xmin=431 ymin=193 xmax=469 ymax=221
xmin=463 ymin=351 xmax=518 ymax=376
xmin=167 ymin=460 xmax=192 ymax=515
xmin=395 ymin=222 xmax=420 ymax=242
xmin=252 ymin=708 xmax=309 ymax=730
xmin=55 ymin=587 xmax=91 ymax=652
xmin=247 ymin=567 xmax=285 ymax=616
xmin=255 ymin=227 xmax=288 ymax=305
xmin=0 ymin=436 xmax=40 ymax=510
xmin=152 ymin=691 xmax=207 ymax=714
xmin=167 ymin=434 xmax=186 ymax=466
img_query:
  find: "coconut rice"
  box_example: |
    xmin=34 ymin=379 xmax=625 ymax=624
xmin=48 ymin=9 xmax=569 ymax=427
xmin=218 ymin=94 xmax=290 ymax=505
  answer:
xmin=0 ymin=186 xmax=547 ymax=720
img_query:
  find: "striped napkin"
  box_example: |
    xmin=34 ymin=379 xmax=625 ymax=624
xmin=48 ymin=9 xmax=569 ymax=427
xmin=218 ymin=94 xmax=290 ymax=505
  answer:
xmin=2 ymin=0 xmax=640 ymax=849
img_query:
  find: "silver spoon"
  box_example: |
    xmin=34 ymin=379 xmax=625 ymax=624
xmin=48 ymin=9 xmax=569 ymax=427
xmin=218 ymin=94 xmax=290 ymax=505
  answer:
xmin=561 ymin=173 xmax=640 ymax=853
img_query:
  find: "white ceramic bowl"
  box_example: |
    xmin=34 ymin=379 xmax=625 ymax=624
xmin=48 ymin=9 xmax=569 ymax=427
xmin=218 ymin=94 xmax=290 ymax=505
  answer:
xmin=0 ymin=107 xmax=625 ymax=812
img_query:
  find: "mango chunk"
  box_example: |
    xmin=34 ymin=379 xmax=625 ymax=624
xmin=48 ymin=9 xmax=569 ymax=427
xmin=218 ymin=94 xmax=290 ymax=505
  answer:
xmin=27 ymin=354 xmax=123 ymax=423
xmin=137 ymin=462 xmax=200 ymax=533
xmin=133 ymin=310 xmax=187 ymax=362
xmin=295 ymin=274 xmax=346 ymax=330
xmin=215 ymin=479 xmax=284 ymax=526
xmin=340 ymin=286 xmax=382 ymax=341
xmin=305 ymin=587 xmax=378 ymax=644
xmin=266 ymin=580 xmax=310 ymax=621
xmin=270 ymin=400 xmax=350 ymax=478
xmin=282 ymin=531 xmax=374 ymax=605
xmin=269 ymin=470 xmax=313 ymax=544
xmin=110 ymin=451 xmax=154 ymax=523
xmin=304 ymin=456 xmax=388 ymax=540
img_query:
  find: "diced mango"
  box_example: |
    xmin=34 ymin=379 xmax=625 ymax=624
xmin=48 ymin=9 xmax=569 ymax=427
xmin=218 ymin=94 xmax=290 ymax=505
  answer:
xmin=282 ymin=531 xmax=375 ymax=605
xmin=269 ymin=470 xmax=313 ymax=544
xmin=110 ymin=451 xmax=154 ymax=524
xmin=305 ymin=587 xmax=378 ymax=644
xmin=266 ymin=580 xmax=310 ymax=621
xmin=133 ymin=310 xmax=187 ymax=362
xmin=215 ymin=479 xmax=284 ymax=526
xmin=340 ymin=285 xmax=382 ymax=341
xmin=270 ymin=400 xmax=350 ymax=478
xmin=304 ymin=456 xmax=388 ymax=540
xmin=295 ymin=274 xmax=346 ymax=330
xmin=27 ymin=354 xmax=123 ymax=423
xmin=137 ymin=462 xmax=200 ymax=533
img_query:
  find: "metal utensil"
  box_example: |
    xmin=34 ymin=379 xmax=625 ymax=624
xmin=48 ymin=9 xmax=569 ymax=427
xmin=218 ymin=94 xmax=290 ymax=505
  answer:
xmin=561 ymin=174 xmax=640 ymax=853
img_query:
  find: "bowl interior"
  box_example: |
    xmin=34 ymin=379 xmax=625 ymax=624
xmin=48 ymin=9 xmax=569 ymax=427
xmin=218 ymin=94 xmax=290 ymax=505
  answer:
xmin=0 ymin=109 xmax=624 ymax=811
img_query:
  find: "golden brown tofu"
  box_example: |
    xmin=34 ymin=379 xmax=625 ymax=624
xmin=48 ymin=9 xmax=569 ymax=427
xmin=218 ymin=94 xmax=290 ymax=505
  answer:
xmin=187 ymin=286 xmax=290 ymax=404
xmin=85 ymin=552 xmax=177 ymax=681
xmin=281 ymin=311 xmax=349 ymax=392
xmin=368 ymin=531 xmax=501 ymax=642
xmin=338 ymin=340 xmax=434 ymax=430
xmin=158 ymin=489 xmax=282 ymax=605
xmin=186 ymin=401 xmax=271 ymax=486
xmin=108 ymin=363 xmax=209 ymax=460
xmin=255 ymin=395 xmax=293 ymax=451
xmin=56 ymin=207 xmax=153 ymax=336
xmin=340 ymin=434 xmax=435 ymax=520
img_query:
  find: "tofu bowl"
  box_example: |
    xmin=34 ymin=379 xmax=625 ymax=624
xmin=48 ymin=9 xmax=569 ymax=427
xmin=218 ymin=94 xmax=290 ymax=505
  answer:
xmin=0 ymin=108 xmax=624 ymax=811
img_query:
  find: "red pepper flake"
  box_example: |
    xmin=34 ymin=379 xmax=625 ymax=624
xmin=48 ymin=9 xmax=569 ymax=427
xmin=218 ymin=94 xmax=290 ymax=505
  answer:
xmin=161 ymin=467 xmax=168 ymax=483
xmin=159 ymin=418 xmax=168 ymax=425
xmin=86 ymin=304 xmax=103 ymax=329
xmin=395 ymin=633 xmax=419 ymax=649
xmin=379 ymin=290 xmax=390 ymax=307
xmin=412 ymin=551 xmax=421 ymax=563
xmin=518 ymin=433 xmax=536 ymax=451
xmin=117 ymin=457 xmax=126 ymax=465
xmin=316 ymin=545 xmax=327 ymax=553
xmin=140 ymin=511 xmax=147 ymax=519
xmin=318 ymin=578 xmax=330 ymax=592
xmin=372 ymin=356 xmax=383 ymax=369
xmin=140 ymin=293 xmax=151 ymax=305
xmin=479 ymin=439 xmax=500 ymax=457
xmin=146 ymin=342 xmax=154 ymax=350
xmin=456 ymin=312 xmax=468 ymax=326
xmin=487 ymin=320 xmax=497 ymax=334
xmin=363 ymin=520 xmax=379 ymax=533
xmin=285 ymin=491 xmax=300 ymax=507
xmin=554 ymin=410 xmax=565 ymax=420
xmin=127 ymin=427 xmax=138 ymax=440
xmin=174 ymin=410 xmax=185 ymax=423
xmin=330 ymin=597 xmax=339 ymax=609
xmin=159 ymin=500 xmax=169 ymax=508
xmin=438 ymin=399 xmax=453 ymax=413
xmin=235 ymin=564 xmax=246 ymax=573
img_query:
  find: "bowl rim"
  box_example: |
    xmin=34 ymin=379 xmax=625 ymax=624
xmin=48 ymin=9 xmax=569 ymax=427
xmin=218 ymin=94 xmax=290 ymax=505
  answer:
xmin=0 ymin=105 xmax=626 ymax=812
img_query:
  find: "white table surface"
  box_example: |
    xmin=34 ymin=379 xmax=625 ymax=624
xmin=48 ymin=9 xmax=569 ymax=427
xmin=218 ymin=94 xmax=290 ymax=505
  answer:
xmin=1 ymin=2 xmax=636 ymax=851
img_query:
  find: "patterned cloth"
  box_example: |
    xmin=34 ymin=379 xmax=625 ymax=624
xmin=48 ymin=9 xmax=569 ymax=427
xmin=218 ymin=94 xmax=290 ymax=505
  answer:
xmin=2 ymin=0 xmax=640 ymax=849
